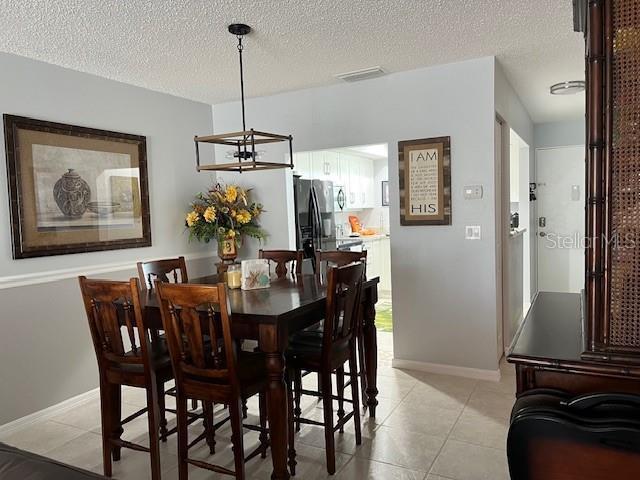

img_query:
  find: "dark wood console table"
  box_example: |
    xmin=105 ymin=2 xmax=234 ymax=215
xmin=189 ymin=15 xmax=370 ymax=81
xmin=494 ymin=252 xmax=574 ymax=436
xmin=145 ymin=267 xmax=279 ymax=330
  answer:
xmin=507 ymin=292 xmax=640 ymax=396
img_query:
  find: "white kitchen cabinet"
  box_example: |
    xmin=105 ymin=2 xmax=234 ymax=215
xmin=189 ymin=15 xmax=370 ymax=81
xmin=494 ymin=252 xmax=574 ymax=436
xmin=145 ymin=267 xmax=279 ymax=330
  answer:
xmin=336 ymin=153 xmax=350 ymax=208
xmin=362 ymin=237 xmax=391 ymax=293
xmin=379 ymin=237 xmax=392 ymax=293
xmin=364 ymin=238 xmax=379 ymax=279
xmin=360 ymin=158 xmax=375 ymax=208
xmin=310 ymin=151 xmax=342 ymax=183
xmin=347 ymin=154 xmax=362 ymax=209
xmin=293 ymin=152 xmax=312 ymax=178
xmin=295 ymin=150 xmax=376 ymax=210
xmin=310 ymin=151 xmax=324 ymax=180
xmin=323 ymin=151 xmax=340 ymax=183
xmin=347 ymin=156 xmax=375 ymax=209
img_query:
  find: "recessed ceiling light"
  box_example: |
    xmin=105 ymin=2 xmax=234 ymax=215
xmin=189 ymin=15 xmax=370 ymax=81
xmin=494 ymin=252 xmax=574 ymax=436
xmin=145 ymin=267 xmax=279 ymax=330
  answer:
xmin=550 ymin=80 xmax=585 ymax=95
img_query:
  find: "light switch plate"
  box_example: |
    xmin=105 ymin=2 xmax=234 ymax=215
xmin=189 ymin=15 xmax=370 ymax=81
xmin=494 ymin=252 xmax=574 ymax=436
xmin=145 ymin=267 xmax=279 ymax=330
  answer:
xmin=465 ymin=225 xmax=481 ymax=240
xmin=463 ymin=185 xmax=483 ymax=200
xmin=571 ymin=185 xmax=580 ymax=201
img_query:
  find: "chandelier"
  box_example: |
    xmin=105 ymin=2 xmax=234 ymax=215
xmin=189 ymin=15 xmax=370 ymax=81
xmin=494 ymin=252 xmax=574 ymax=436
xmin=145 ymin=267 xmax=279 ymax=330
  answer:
xmin=194 ymin=24 xmax=294 ymax=173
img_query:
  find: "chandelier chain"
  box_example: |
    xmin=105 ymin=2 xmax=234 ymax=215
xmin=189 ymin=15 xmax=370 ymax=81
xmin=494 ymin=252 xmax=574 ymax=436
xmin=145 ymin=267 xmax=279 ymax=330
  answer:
xmin=237 ymin=34 xmax=246 ymax=131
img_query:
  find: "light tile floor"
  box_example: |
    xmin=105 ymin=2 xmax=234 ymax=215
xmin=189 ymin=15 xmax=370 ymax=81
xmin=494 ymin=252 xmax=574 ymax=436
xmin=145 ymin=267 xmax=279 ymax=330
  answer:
xmin=0 ymin=332 xmax=516 ymax=479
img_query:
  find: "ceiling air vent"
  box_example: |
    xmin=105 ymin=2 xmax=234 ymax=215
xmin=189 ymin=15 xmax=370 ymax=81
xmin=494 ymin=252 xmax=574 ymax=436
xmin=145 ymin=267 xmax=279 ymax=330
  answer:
xmin=334 ymin=66 xmax=386 ymax=82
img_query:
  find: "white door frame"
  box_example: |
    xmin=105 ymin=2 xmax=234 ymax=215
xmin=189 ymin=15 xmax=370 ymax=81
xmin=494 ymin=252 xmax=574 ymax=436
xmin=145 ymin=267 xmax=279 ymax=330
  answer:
xmin=497 ymin=117 xmax=536 ymax=355
xmin=495 ymin=115 xmax=507 ymax=359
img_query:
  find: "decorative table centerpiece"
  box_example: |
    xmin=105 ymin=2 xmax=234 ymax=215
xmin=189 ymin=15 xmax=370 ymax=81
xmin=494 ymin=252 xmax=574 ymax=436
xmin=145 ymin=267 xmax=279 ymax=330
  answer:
xmin=185 ymin=183 xmax=266 ymax=274
xmin=240 ymin=259 xmax=271 ymax=290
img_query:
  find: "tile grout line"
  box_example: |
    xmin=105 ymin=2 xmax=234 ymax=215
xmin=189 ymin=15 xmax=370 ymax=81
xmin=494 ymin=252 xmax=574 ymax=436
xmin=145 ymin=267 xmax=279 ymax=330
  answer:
xmin=424 ymin=381 xmax=478 ymax=479
xmin=422 ymin=375 xmax=516 ymax=479
xmin=345 ymin=379 xmax=474 ymax=476
xmin=319 ymin=376 xmax=433 ymax=475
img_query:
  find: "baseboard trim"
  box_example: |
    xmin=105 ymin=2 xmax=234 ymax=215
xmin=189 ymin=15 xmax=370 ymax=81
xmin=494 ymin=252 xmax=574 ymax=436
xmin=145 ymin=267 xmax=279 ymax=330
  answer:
xmin=0 ymin=388 xmax=99 ymax=437
xmin=392 ymin=358 xmax=501 ymax=382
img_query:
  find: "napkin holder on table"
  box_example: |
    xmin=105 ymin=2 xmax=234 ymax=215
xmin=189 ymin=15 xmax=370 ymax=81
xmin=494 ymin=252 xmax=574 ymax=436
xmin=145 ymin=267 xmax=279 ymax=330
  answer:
xmin=241 ymin=259 xmax=271 ymax=290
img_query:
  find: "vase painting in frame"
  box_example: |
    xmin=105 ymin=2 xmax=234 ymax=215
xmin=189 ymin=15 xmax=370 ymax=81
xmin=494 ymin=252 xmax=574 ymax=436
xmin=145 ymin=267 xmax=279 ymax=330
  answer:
xmin=4 ymin=115 xmax=151 ymax=258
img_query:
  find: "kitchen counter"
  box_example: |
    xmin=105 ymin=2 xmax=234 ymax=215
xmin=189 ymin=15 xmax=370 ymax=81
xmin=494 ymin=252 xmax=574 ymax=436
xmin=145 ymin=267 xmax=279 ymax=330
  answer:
xmin=336 ymin=234 xmax=389 ymax=242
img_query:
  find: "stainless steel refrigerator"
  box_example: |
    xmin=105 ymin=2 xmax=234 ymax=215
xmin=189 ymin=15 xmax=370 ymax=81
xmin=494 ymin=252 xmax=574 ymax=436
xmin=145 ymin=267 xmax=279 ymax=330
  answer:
xmin=294 ymin=177 xmax=337 ymax=264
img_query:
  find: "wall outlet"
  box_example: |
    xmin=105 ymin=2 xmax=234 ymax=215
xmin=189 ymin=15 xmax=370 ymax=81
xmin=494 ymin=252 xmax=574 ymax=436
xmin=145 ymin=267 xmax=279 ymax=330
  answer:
xmin=463 ymin=185 xmax=483 ymax=200
xmin=465 ymin=225 xmax=481 ymax=240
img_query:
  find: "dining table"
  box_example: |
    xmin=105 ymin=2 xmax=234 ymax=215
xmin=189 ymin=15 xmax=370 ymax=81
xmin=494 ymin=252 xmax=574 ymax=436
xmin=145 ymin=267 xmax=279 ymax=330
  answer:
xmin=141 ymin=273 xmax=380 ymax=480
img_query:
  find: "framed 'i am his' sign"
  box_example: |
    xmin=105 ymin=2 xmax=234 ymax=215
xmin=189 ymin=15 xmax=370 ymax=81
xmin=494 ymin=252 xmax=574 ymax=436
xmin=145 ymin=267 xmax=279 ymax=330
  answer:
xmin=398 ymin=136 xmax=451 ymax=226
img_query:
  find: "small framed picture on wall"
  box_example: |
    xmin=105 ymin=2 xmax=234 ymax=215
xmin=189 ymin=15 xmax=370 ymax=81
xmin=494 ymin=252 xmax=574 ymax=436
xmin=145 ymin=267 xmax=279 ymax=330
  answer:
xmin=381 ymin=180 xmax=389 ymax=206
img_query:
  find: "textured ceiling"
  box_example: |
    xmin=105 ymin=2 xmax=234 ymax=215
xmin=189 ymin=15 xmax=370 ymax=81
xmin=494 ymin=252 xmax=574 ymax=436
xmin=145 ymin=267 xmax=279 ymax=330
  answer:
xmin=0 ymin=0 xmax=584 ymax=123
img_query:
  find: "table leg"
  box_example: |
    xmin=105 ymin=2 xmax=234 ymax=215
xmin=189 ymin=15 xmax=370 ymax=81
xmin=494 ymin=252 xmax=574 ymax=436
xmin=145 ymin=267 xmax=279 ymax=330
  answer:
xmin=260 ymin=326 xmax=291 ymax=480
xmin=362 ymin=293 xmax=379 ymax=418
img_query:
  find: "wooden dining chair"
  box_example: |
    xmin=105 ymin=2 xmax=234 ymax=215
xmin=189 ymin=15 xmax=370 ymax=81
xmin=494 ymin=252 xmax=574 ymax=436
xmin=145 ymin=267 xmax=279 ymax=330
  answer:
xmin=137 ymin=257 xmax=188 ymax=290
xmin=286 ymin=262 xmax=365 ymax=475
xmin=79 ymin=276 xmax=174 ymax=480
xmin=304 ymin=249 xmax=369 ymax=416
xmin=314 ymin=249 xmax=367 ymax=278
xmin=156 ymin=282 xmax=269 ymax=480
xmin=259 ymin=249 xmax=303 ymax=278
xmin=137 ymin=256 xmax=202 ymax=411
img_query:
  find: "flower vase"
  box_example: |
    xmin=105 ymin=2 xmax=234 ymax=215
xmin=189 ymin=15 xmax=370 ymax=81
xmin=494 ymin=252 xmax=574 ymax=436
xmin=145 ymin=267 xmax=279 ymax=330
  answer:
xmin=53 ymin=169 xmax=91 ymax=217
xmin=217 ymin=238 xmax=238 ymax=275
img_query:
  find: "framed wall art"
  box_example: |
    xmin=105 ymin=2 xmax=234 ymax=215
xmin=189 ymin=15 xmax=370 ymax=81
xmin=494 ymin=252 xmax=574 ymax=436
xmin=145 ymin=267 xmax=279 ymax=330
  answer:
xmin=381 ymin=180 xmax=390 ymax=206
xmin=398 ymin=136 xmax=451 ymax=226
xmin=3 ymin=115 xmax=151 ymax=258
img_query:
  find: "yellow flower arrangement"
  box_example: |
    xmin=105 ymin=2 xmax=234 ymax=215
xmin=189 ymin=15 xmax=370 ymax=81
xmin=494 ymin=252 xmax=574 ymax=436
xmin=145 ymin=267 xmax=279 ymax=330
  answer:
xmin=186 ymin=211 xmax=199 ymax=227
xmin=203 ymin=206 xmax=216 ymax=223
xmin=236 ymin=209 xmax=252 ymax=224
xmin=185 ymin=183 xmax=266 ymax=246
xmin=225 ymin=185 xmax=238 ymax=203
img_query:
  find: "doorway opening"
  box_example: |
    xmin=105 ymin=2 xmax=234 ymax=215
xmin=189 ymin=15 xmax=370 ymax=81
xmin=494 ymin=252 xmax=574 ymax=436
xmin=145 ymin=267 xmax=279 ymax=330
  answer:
xmin=535 ymin=145 xmax=585 ymax=293
xmin=291 ymin=144 xmax=393 ymax=334
xmin=510 ymin=129 xmax=532 ymax=314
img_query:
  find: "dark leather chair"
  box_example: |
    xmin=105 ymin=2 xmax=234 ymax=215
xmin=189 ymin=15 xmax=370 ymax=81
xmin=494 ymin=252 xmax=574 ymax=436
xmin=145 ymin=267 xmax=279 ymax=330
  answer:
xmin=0 ymin=443 xmax=107 ymax=480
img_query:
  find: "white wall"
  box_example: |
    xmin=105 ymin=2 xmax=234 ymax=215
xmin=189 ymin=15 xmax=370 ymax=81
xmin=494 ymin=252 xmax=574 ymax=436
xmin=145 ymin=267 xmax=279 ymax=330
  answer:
xmin=535 ymin=118 xmax=585 ymax=149
xmin=0 ymin=53 xmax=215 ymax=279
xmin=0 ymin=53 xmax=214 ymax=424
xmin=213 ymin=57 xmax=500 ymax=372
